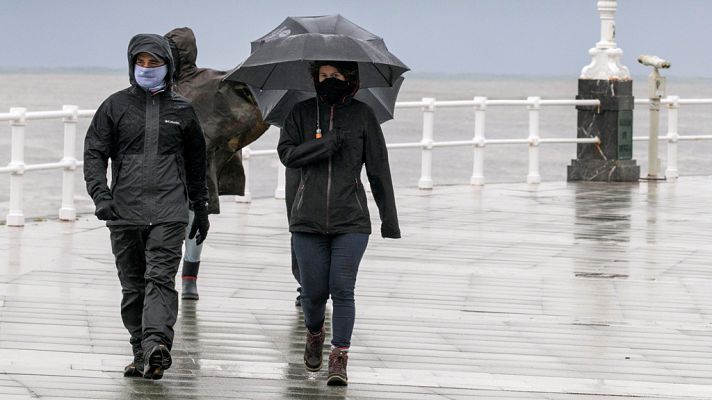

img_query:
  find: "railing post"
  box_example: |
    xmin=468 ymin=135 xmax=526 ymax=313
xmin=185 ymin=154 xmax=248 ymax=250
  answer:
xmin=7 ymin=108 xmax=27 ymax=226
xmin=418 ymin=97 xmax=435 ymax=189
xmin=59 ymin=105 xmax=78 ymax=221
xmin=471 ymin=96 xmax=487 ymax=185
xmin=527 ymin=96 xmax=542 ymax=184
xmin=665 ymin=95 xmax=680 ymax=180
xmin=275 ymin=163 xmax=286 ymax=199
xmin=235 ymin=147 xmax=251 ymax=203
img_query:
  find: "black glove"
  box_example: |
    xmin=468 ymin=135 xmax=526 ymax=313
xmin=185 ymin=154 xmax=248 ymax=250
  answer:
xmin=381 ymin=225 xmax=401 ymax=239
xmin=189 ymin=208 xmax=210 ymax=245
xmin=95 ymin=199 xmax=119 ymax=221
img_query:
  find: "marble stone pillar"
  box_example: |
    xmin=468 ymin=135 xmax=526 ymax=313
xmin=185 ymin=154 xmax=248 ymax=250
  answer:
xmin=567 ymin=79 xmax=640 ymax=182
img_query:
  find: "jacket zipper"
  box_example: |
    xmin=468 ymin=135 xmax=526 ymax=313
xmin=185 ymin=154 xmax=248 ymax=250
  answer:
xmin=354 ymin=179 xmax=364 ymax=212
xmin=147 ymin=92 xmax=157 ymax=225
xmin=325 ymin=105 xmax=335 ymax=231
xmin=148 ymin=92 xmax=152 ymax=225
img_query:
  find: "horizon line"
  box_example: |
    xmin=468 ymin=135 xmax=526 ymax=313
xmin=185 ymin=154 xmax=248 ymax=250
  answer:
xmin=1 ymin=67 xmax=711 ymax=81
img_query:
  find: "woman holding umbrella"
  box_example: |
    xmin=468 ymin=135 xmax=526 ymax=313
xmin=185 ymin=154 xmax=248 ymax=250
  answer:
xmin=278 ymin=60 xmax=401 ymax=386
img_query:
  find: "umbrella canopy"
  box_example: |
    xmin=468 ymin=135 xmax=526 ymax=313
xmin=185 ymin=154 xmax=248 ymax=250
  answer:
xmin=250 ymin=76 xmax=404 ymax=128
xmin=225 ymin=14 xmax=408 ymax=91
xmin=249 ymin=14 xmax=388 ymax=53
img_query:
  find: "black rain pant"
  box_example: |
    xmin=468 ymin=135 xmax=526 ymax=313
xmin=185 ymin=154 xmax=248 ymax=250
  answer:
xmin=109 ymin=222 xmax=186 ymax=353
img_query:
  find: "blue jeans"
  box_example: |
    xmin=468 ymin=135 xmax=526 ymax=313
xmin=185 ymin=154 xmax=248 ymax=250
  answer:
xmin=292 ymin=232 xmax=369 ymax=348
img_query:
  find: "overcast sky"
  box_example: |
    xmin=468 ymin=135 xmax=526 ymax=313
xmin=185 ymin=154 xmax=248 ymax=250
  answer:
xmin=3 ymin=0 xmax=711 ymax=78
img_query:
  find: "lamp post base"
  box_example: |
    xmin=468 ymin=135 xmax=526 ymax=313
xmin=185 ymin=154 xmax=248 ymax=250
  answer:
xmin=567 ymin=159 xmax=640 ymax=182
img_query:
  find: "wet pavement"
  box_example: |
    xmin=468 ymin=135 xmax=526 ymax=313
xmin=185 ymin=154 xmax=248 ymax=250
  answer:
xmin=1 ymin=177 xmax=712 ymax=399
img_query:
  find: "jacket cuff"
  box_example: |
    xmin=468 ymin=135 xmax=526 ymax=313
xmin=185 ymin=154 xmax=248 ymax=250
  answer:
xmin=94 ymin=193 xmax=113 ymax=205
xmin=381 ymin=225 xmax=401 ymax=239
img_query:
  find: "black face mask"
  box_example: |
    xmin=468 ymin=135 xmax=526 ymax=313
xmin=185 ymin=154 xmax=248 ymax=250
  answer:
xmin=316 ymin=78 xmax=354 ymax=105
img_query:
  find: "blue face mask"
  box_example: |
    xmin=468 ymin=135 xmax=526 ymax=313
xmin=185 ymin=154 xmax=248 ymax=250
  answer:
xmin=134 ymin=64 xmax=168 ymax=91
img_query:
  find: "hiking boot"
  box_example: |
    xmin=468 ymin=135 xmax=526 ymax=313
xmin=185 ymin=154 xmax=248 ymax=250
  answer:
xmin=303 ymin=326 xmax=325 ymax=371
xmin=123 ymin=353 xmax=144 ymax=378
xmin=143 ymin=344 xmax=172 ymax=380
xmin=327 ymin=348 xmax=349 ymax=386
xmin=182 ymin=277 xmax=199 ymax=300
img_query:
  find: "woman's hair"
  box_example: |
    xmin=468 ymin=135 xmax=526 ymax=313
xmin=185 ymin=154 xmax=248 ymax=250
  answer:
xmin=309 ymin=61 xmax=359 ymax=83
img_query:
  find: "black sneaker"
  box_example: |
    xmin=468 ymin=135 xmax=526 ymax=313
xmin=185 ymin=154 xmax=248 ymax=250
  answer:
xmin=143 ymin=344 xmax=172 ymax=380
xmin=304 ymin=327 xmax=325 ymax=371
xmin=327 ymin=348 xmax=349 ymax=386
xmin=123 ymin=353 xmax=144 ymax=378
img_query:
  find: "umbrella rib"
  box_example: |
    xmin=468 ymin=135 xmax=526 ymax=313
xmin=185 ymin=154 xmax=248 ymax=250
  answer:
xmin=260 ymin=63 xmax=280 ymax=90
xmin=371 ymin=64 xmax=391 ymax=87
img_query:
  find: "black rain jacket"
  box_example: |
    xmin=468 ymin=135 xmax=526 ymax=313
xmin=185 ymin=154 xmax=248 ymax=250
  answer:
xmin=278 ymin=97 xmax=400 ymax=238
xmin=165 ymin=27 xmax=269 ymax=214
xmin=83 ymin=33 xmax=208 ymax=226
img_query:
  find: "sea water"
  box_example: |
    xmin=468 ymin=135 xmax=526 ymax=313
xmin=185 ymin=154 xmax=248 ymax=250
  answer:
xmin=1 ymin=71 xmax=711 ymax=219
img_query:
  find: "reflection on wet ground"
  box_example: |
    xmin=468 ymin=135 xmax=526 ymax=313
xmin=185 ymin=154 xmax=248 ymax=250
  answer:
xmin=1 ymin=177 xmax=712 ymax=399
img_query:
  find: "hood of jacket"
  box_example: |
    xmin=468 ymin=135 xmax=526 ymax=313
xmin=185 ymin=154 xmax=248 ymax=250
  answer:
xmin=127 ymin=33 xmax=175 ymax=87
xmin=164 ymin=27 xmax=198 ymax=80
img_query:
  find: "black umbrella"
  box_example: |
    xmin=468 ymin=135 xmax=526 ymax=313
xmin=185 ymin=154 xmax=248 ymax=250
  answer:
xmin=249 ymin=76 xmax=404 ymax=128
xmin=225 ymin=14 xmax=409 ymax=91
xmin=249 ymin=14 xmax=389 ymax=53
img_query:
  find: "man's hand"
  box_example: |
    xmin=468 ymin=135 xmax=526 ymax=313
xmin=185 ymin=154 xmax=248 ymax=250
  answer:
xmin=95 ymin=199 xmax=119 ymax=221
xmin=189 ymin=208 xmax=210 ymax=245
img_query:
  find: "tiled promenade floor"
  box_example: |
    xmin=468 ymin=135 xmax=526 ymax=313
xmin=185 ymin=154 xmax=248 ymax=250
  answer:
xmin=1 ymin=177 xmax=712 ymax=399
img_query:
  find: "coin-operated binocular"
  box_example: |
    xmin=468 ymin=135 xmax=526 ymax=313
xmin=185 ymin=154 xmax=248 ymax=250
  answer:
xmin=638 ymin=54 xmax=670 ymax=180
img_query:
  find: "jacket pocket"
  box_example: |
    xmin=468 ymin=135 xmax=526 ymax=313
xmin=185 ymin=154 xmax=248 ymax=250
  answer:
xmin=175 ymin=154 xmax=189 ymax=202
xmin=111 ymin=154 xmax=144 ymax=221
xmin=293 ymin=181 xmax=305 ymax=216
xmin=153 ymin=153 xmax=183 ymax=203
xmin=354 ymin=179 xmax=364 ymax=214
xmin=110 ymin=157 xmax=123 ymax=196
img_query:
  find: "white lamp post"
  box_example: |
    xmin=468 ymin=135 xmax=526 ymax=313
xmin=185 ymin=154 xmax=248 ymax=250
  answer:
xmin=580 ymin=0 xmax=630 ymax=80
xmin=568 ymin=0 xmax=639 ymax=182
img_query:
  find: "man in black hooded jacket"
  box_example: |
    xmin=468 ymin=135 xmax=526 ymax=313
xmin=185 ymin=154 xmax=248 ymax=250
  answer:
xmin=83 ymin=33 xmax=209 ymax=380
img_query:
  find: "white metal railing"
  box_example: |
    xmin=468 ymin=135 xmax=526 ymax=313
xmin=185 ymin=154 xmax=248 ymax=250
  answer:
xmin=238 ymin=97 xmax=603 ymax=201
xmin=239 ymin=96 xmax=712 ymax=200
xmin=0 ymin=106 xmax=94 ymax=226
xmin=4 ymin=96 xmax=712 ymax=226
xmin=632 ymin=96 xmax=712 ymax=179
